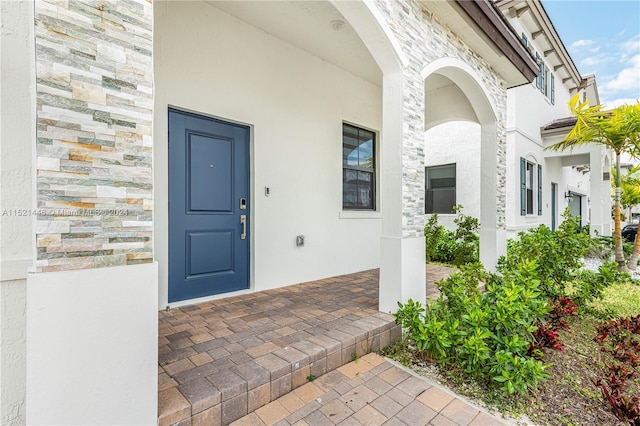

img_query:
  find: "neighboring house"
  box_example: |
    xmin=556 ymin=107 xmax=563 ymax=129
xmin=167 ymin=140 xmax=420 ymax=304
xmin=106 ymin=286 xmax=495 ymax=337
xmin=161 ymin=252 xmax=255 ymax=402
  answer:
xmin=425 ymin=0 xmax=612 ymax=238
xmin=0 ymin=0 xmax=537 ymax=423
xmin=621 ymin=157 xmax=640 ymax=225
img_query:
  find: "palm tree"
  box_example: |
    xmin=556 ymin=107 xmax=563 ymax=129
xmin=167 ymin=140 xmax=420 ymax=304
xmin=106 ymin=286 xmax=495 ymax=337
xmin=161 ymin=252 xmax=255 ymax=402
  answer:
xmin=620 ymin=165 xmax=640 ymax=270
xmin=616 ymin=165 xmax=640 ymax=225
xmin=545 ymin=95 xmax=640 ymax=272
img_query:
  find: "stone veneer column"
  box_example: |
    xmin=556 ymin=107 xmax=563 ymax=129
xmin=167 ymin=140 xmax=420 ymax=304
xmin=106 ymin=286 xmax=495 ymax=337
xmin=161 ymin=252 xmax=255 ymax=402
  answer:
xmin=378 ymin=67 xmax=427 ymax=314
xmin=26 ymin=1 xmax=158 ymax=424
xmin=375 ymin=0 xmax=508 ymax=311
xmin=34 ymin=0 xmax=153 ymax=272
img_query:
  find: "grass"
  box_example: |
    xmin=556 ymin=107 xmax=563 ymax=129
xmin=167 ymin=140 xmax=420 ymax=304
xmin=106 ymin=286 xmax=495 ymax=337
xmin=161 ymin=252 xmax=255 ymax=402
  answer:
xmin=590 ymin=281 xmax=640 ymax=317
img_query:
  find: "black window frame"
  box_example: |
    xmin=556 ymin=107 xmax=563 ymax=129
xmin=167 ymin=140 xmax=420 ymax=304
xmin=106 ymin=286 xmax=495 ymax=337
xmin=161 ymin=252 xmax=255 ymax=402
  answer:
xmin=526 ymin=161 xmax=534 ymax=215
xmin=342 ymin=123 xmax=376 ymax=211
xmin=521 ymin=158 xmax=542 ymax=216
xmin=425 ymin=163 xmax=456 ymax=214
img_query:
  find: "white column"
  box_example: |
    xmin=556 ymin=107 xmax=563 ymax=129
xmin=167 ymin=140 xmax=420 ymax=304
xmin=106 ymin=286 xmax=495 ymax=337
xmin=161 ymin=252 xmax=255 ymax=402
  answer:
xmin=26 ymin=264 xmax=158 ymax=425
xmin=0 ymin=1 xmax=35 ymax=424
xmin=589 ymin=146 xmax=610 ymax=236
xmin=479 ymin=122 xmax=504 ymax=271
xmin=379 ymin=70 xmax=426 ymax=314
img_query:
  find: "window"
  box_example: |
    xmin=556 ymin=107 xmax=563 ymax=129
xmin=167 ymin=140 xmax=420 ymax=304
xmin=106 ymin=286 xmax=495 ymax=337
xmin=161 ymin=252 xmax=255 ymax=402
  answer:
xmin=343 ymin=123 xmax=375 ymax=210
xmin=533 ymin=48 xmax=554 ymax=102
xmin=522 ymin=32 xmax=528 ymax=47
xmin=425 ymin=164 xmax=456 ymax=214
xmin=520 ymin=158 xmax=542 ymax=216
xmin=526 ymin=162 xmax=534 ymax=214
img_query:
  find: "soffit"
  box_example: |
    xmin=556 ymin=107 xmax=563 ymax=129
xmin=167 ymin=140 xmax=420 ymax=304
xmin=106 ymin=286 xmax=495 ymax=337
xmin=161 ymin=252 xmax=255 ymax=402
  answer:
xmin=204 ymin=0 xmax=382 ymax=86
xmin=495 ymin=0 xmax=583 ymax=91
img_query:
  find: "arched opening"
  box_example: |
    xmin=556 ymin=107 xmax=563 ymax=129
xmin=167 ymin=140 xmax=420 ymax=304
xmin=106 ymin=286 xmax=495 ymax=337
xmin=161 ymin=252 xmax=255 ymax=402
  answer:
xmin=154 ymin=0 xmax=405 ymax=308
xmin=422 ymin=58 xmax=503 ymax=269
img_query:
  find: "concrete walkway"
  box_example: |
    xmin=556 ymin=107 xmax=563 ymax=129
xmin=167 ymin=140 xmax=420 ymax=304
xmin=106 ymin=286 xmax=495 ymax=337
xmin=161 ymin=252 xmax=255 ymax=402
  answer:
xmin=232 ymin=353 xmax=506 ymax=426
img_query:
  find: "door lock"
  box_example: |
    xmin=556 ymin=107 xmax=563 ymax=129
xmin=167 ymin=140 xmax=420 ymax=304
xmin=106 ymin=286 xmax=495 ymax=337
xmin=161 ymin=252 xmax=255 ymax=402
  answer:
xmin=240 ymin=215 xmax=246 ymax=240
xmin=240 ymin=198 xmax=247 ymax=210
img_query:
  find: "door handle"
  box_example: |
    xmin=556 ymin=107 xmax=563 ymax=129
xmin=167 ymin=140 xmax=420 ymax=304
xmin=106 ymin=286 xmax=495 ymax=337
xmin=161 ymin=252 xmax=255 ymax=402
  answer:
xmin=240 ymin=215 xmax=246 ymax=240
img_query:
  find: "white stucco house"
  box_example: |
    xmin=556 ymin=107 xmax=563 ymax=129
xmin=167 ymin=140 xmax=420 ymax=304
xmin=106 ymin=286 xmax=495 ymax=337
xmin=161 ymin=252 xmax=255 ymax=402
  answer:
xmin=425 ymin=0 xmax=612 ymax=237
xmin=0 ymin=0 xmax=539 ymax=424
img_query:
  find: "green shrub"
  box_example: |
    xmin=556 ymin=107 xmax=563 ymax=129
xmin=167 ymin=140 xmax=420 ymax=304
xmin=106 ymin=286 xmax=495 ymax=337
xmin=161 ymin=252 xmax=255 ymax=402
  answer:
xmin=395 ymin=261 xmax=551 ymax=395
xmin=498 ymin=210 xmax=590 ymax=299
xmin=432 ymin=230 xmax=457 ymax=263
xmin=397 ymin=209 xmax=636 ymax=397
xmin=574 ymin=261 xmax=632 ymax=306
xmin=424 ymin=206 xmax=479 ymax=266
xmin=451 ymin=206 xmax=479 ymax=266
xmin=424 ymin=214 xmax=444 ymax=263
xmin=590 ymin=235 xmax=635 ymax=260
xmin=588 ymin=235 xmax=614 ymax=260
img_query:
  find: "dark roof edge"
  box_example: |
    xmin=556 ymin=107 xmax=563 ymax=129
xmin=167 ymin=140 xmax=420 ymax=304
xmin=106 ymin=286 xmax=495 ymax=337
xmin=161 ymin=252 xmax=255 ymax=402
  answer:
xmin=455 ymin=0 xmax=538 ymax=84
xmin=541 ymin=116 xmax=577 ymax=135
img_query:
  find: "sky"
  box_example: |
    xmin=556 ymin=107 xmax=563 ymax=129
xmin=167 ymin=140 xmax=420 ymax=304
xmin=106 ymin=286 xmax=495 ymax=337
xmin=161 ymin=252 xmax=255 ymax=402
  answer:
xmin=543 ymin=0 xmax=640 ymax=109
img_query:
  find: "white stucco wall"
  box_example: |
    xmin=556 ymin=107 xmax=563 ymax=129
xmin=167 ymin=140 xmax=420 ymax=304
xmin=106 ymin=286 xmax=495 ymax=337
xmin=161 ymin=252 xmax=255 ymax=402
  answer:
xmin=500 ymin=14 xmax=612 ymax=239
xmin=504 ymin=72 xmax=574 ymax=237
xmin=154 ymin=1 xmax=383 ymax=308
xmin=0 ymin=0 xmax=35 ymax=280
xmin=26 ymin=263 xmax=158 ymax=425
xmin=424 ymin=121 xmax=481 ymax=230
xmin=0 ymin=1 xmax=35 ymax=423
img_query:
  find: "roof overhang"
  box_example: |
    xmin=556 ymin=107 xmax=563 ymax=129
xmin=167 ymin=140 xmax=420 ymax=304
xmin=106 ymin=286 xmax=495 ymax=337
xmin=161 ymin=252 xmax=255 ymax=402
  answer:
xmin=540 ymin=116 xmax=577 ymax=137
xmin=495 ymin=0 xmax=585 ymax=94
xmin=421 ymin=0 xmax=538 ymax=88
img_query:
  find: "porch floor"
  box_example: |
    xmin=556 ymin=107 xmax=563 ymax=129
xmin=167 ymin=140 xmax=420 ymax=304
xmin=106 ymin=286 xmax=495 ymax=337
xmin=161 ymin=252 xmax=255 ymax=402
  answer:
xmin=158 ymin=265 xmax=463 ymax=425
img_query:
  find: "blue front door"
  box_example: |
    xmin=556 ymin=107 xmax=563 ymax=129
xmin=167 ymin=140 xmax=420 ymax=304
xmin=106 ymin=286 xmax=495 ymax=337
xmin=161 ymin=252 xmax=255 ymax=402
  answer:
xmin=169 ymin=109 xmax=250 ymax=303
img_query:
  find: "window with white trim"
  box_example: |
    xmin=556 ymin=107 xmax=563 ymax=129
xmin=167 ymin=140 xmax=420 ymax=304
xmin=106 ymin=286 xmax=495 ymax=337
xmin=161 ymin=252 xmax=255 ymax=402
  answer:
xmin=343 ymin=123 xmax=375 ymax=210
xmin=520 ymin=158 xmax=542 ymax=216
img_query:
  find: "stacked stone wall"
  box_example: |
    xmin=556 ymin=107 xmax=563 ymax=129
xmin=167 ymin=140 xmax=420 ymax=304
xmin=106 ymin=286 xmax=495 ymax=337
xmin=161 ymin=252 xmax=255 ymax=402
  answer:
xmin=376 ymin=0 xmax=508 ymax=237
xmin=34 ymin=0 xmax=153 ymax=272
xmin=32 ymin=0 xmax=509 ymax=267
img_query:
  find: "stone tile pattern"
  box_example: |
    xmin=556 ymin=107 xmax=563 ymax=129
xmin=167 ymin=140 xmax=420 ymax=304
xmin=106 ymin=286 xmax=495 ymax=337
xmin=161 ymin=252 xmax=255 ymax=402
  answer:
xmin=375 ymin=0 xmax=508 ymax=237
xmin=233 ymin=353 xmax=506 ymax=426
xmin=34 ymin=0 xmax=153 ymax=272
xmin=158 ymin=270 xmax=401 ymax=425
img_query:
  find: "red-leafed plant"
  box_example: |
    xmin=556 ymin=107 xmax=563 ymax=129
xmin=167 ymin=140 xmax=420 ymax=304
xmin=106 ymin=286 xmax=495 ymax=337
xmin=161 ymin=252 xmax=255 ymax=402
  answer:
xmin=550 ymin=296 xmax=579 ymax=329
xmin=529 ymin=297 xmax=579 ymax=356
xmin=594 ymin=314 xmax=640 ymax=425
xmin=530 ymin=323 xmax=564 ymax=354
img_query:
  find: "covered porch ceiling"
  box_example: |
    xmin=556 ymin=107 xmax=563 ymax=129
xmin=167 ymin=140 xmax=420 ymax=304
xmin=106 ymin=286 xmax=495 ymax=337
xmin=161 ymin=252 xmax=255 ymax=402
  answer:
xmin=541 ymin=119 xmax=593 ymax=169
xmin=204 ymin=0 xmax=382 ymax=86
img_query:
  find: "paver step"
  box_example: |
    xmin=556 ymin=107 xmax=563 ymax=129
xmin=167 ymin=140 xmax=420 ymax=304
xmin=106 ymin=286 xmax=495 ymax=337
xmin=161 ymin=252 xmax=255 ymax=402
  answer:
xmin=157 ymin=269 xmax=401 ymax=425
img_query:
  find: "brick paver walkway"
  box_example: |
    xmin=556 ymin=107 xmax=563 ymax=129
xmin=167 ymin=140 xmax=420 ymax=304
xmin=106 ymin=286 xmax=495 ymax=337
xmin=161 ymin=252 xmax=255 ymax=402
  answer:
xmin=159 ymin=264 xmax=465 ymax=425
xmin=233 ymin=353 xmax=506 ymax=426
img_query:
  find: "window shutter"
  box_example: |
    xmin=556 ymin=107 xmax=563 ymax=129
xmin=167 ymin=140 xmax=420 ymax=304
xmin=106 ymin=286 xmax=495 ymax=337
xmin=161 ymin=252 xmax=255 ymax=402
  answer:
xmin=535 ymin=53 xmax=541 ymax=89
xmin=538 ymin=164 xmax=542 ymax=215
xmin=551 ymin=74 xmax=555 ymax=104
xmin=520 ymin=157 xmax=526 ymax=216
